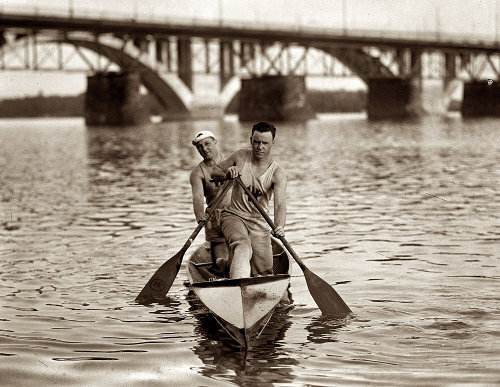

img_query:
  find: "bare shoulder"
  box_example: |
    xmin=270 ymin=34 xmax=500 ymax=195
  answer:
xmin=234 ymin=148 xmax=249 ymax=160
xmin=232 ymin=149 xmax=249 ymax=165
xmin=189 ymin=164 xmax=203 ymax=181
xmin=272 ymin=165 xmax=287 ymax=184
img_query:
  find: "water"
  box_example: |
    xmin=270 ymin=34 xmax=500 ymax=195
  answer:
xmin=0 ymin=114 xmax=499 ymax=386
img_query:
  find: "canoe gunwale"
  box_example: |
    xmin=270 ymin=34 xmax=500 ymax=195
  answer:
xmin=191 ymin=274 xmax=290 ymax=288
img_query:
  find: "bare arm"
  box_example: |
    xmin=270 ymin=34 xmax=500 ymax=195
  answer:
xmin=210 ymin=149 xmax=246 ymax=180
xmin=190 ymin=169 xmax=205 ymax=222
xmin=272 ymin=167 xmax=287 ymax=235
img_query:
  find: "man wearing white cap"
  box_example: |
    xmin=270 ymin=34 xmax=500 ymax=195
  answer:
xmin=190 ymin=130 xmax=231 ymax=271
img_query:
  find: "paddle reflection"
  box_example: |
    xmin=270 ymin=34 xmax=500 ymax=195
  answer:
xmin=305 ymin=315 xmax=350 ymax=344
xmin=139 ymin=296 xmax=189 ymax=324
xmin=186 ymin=289 xmax=298 ymax=386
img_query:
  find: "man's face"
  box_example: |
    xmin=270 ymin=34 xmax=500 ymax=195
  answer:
xmin=250 ymin=131 xmax=274 ymax=160
xmin=195 ymin=138 xmax=217 ymax=160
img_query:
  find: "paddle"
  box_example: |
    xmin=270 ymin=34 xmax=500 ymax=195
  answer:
xmin=135 ymin=181 xmax=232 ymax=304
xmin=234 ymin=175 xmax=352 ymax=317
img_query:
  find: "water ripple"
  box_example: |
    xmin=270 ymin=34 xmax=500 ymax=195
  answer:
xmin=0 ymin=117 xmax=498 ymax=385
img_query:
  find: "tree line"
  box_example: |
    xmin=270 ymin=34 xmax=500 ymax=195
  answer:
xmin=0 ymin=89 xmax=367 ymax=118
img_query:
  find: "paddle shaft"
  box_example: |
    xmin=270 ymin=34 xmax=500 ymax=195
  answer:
xmin=135 ymin=180 xmax=232 ymax=302
xmin=181 ymin=180 xmax=232 ymax=252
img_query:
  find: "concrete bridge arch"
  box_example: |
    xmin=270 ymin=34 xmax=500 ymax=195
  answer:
xmin=64 ymin=38 xmax=191 ymax=115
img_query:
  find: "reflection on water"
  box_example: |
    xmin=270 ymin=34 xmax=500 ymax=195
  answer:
xmin=0 ymin=115 xmax=499 ymax=385
xmin=186 ymin=290 xmax=298 ymax=386
xmin=305 ymin=315 xmax=349 ymax=344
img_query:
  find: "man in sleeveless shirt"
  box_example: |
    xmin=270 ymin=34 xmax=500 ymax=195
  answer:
xmin=210 ymin=122 xmax=287 ymax=279
xmin=190 ymin=130 xmax=231 ymax=270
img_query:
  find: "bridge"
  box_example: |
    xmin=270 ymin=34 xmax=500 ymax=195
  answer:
xmin=1 ymin=7 xmax=500 ymax=124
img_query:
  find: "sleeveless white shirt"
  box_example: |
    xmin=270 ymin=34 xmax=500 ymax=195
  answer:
xmin=228 ymin=150 xmax=278 ymax=218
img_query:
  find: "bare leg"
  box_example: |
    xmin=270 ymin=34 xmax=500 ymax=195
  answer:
xmin=229 ymin=241 xmax=252 ymax=279
xmin=221 ymin=213 xmax=252 ymax=279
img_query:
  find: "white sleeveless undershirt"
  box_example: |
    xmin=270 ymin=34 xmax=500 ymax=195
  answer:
xmin=228 ymin=150 xmax=278 ymax=218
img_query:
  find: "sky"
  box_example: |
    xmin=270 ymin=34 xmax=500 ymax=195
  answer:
xmin=0 ymin=0 xmax=497 ymax=98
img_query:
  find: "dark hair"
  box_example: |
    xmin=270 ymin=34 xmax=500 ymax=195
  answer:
xmin=251 ymin=121 xmax=276 ymax=140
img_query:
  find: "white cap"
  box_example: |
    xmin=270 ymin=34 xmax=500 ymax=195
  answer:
xmin=192 ymin=130 xmax=216 ymax=145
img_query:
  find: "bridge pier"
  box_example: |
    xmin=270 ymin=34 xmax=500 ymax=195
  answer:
xmin=85 ymin=72 xmax=147 ymax=126
xmin=444 ymin=53 xmax=457 ymax=90
xmin=462 ymin=80 xmax=500 ymax=117
xmin=238 ymin=75 xmax=314 ymax=122
xmin=177 ymin=38 xmax=193 ymax=91
xmin=367 ymin=78 xmax=423 ymax=120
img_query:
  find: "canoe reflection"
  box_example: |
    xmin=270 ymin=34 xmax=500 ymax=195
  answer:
xmin=186 ymin=289 xmax=299 ymax=385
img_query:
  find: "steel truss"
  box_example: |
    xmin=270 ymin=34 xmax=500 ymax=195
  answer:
xmin=1 ymin=30 xmax=499 ymax=85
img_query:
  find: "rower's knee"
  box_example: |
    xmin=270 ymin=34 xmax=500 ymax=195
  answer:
xmin=229 ymin=236 xmax=252 ymax=258
xmin=211 ymin=241 xmax=228 ymax=263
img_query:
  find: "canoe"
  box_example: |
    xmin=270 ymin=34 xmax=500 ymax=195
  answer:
xmin=186 ymin=237 xmax=292 ymax=348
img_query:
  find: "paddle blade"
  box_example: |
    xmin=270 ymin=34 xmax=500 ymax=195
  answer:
xmin=303 ymin=268 xmax=352 ymax=317
xmin=135 ymin=250 xmax=185 ymax=304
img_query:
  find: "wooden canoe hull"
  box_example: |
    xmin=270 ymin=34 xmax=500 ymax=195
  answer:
xmin=187 ymin=238 xmax=291 ymax=347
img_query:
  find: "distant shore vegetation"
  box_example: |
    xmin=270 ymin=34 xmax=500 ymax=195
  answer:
xmin=0 ymin=93 xmax=85 ymax=118
xmin=0 ymin=90 xmax=460 ymax=118
xmin=0 ymin=89 xmax=368 ymax=118
xmin=0 ymin=92 xmax=164 ymax=118
xmin=224 ymin=89 xmax=368 ymax=114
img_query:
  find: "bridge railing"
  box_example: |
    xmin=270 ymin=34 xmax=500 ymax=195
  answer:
xmin=1 ymin=4 xmax=498 ymax=48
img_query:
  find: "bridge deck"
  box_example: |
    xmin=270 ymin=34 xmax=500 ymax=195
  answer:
xmin=1 ymin=13 xmax=500 ymax=53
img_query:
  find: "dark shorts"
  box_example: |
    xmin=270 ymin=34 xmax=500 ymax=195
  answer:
xmin=205 ymin=209 xmax=225 ymax=242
